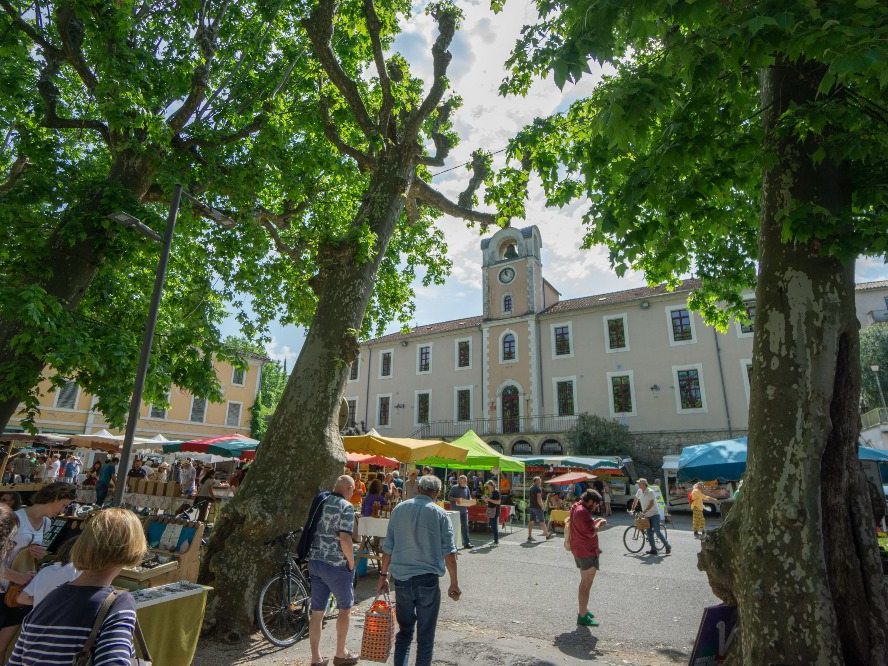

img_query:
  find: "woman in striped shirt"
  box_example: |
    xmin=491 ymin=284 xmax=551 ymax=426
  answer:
xmin=9 ymin=508 xmax=147 ymax=666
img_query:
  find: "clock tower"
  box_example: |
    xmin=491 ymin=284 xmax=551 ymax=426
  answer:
xmin=480 ymin=225 xmax=546 ymax=320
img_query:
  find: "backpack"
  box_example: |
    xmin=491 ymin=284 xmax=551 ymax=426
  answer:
xmin=296 ymin=491 xmax=332 ymax=560
xmin=563 ymin=515 xmax=572 ymax=551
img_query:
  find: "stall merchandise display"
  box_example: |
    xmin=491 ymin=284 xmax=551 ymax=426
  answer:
xmin=133 ymin=581 xmax=211 ymax=665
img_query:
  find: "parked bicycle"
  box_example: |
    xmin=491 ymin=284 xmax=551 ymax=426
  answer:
xmin=257 ymin=529 xmax=311 ymax=647
xmin=623 ymin=512 xmax=667 ymax=553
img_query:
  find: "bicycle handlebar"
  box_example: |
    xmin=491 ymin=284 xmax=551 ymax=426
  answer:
xmin=264 ymin=527 xmax=303 ymax=546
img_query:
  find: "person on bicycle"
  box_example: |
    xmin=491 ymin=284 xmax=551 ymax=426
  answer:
xmin=629 ymin=478 xmax=671 ymax=556
xmin=307 ymin=475 xmax=359 ymax=666
xmin=570 ymin=489 xmax=606 ymax=627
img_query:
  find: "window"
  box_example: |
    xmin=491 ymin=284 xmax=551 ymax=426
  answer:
xmin=667 ymin=306 xmax=696 ymax=345
xmin=455 ymin=387 xmax=472 ymax=422
xmin=349 ymin=356 xmax=359 ymax=381
xmin=511 ymin=440 xmax=532 ymax=455
xmin=455 ymin=338 xmax=471 ymax=369
xmin=741 ymin=359 xmax=753 ymax=403
xmin=231 ymin=367 xmax=246 ymax=386
xmin=488 ymin=441 xmax=504 ymax=453
xmin=54 ymin=380 xmax=79 ymax=410
xmin=503 ymin=294 xmax=512 ymax=314
xmin=738 ymin=301 xmax=756 ymax=336
xmin=540 ymin=439 xmax=563 ymax=454
xmin=604 ymin=314 xmax=629 ymax=352
xmin=672 ymin=364 xmax=707 ymax=413
xmin=226 ymin=402 xmax=242 ymax=427
xmin=502 ymin=333 xmax=516 ymax=362
xmin=377 ymin=395 xmax=391 ymax=427
xmin=555 ymin=378 xmax=575 ymax=416
xmin=379 ymin=350 xmax=393 ymax=378
xmin=552 ymin=323 xmax=572 ymax=357
xmin=345 ymin=398 xmax=357 ymax=427
xmin=417 ymin=344 xmax=432 ymax=374
xmin=149 ymin=390 xmax=171 ymax=419
xmin=415 ymin=391 xmax=431 ymax=425
xmin=190 ymin=397 xmax=207 ymax=423
xmin=607 ymin=371 xmax=636 ymax=417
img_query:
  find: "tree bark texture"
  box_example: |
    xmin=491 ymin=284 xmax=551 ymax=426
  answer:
xmin=199 ymin=150 xmax=417 ymax=639
xmin=0 ymin=155 xmax=154 ymax=430
xmin=699 ymin=61 xmax=888 ymax=664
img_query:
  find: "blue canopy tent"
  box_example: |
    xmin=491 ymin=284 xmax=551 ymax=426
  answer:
xmin=677 ymin=437 xmax=748 ymax=482
xmin=858 ymin=446 xmax=888 ymax=462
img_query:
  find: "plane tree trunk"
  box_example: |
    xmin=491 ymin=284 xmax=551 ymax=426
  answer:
xmin=698 ymin=61 xmax=888 ymax=664
xmin=199 ymin=151 xmax=417 ymax=639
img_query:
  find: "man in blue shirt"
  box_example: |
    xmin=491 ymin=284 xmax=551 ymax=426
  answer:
xmin=95 ymin=457 xmax=117 ymax=505
xmin=377 ymin=475 xmax=460 ymax=666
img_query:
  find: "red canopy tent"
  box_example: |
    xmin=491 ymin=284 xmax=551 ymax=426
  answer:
xmin=346 ymin=453 xmax=399 ymax=468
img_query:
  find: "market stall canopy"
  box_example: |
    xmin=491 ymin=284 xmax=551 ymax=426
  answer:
xmin=678 ymin=437 xmax=748 ymax=481
xmin=416 ymin=430 xmax=525 ymax=472
xmin=347 ymin=453 xmax=399 ymax=468
xmin=547 ymin=471 xmax=596 ymax=486
xmin=343 ymin=431 xmax=468 ymax=464
xmin=69 ymin=432 xmax=156 ymax=453
xmin=0 ymin=433 xmax=72 ymax=446
xmin=858 ymin=446 xmax=888 ymax=462
xmin=163 ymin=435 xmax=258 ymax=459
xmin=518 ymin=455 xmax=618 ymax=471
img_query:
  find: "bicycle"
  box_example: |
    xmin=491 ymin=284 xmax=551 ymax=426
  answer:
xmin=623 ymin=511 xmax=667 ymax=554
xmin=257 ymin=529 xmax=311 ymax=647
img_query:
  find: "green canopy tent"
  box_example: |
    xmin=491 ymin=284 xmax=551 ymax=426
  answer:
xmin=417 ymin=430 xmax=526 ymax=528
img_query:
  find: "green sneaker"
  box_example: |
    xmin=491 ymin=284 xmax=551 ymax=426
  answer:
xmin=583 ymin=611 xmax=595 ymax=619
xmin=577 ymin=614 xmax=600 ymax=627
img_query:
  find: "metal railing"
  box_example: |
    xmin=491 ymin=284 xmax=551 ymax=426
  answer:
xmin=862 ymin=408 xmax=888 ymax=430
xmin=411 ymin=414 xmax=579 ymax=439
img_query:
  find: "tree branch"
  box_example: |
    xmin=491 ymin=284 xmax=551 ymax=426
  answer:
xmin=303 ymin=0 xmax=375 ymax=137
xmin=55 ymin=3 xmax=99 ymax=90
xmin=184 ymin=112 xmax=267 ymax=148
xmin=0 ymin=0 xmax=62 ymax=57
xmin=410 ymin=179 xmax=497 ymax=229
xmin=403 ymin=5 xmax=457 ymax=142
xmin=168 ymin=10 xmax=217 ymax=131
xmin=37 ymin=57 xmax=110 ymax=144
xmin=0 ymin=155 xmax=28 ymax=195
xmin=320 ymin=99 xmax=373 ymax=170
xmin=362 ymin=0 xmax=394 ymax=134
xmin=417 ymin=98 xmax=457 ymax=166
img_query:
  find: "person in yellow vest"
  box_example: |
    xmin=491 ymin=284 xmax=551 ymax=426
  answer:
xmin=690 ymin=482 xmax=719 ymax=538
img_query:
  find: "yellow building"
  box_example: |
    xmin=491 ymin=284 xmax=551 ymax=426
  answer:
xmin=4 ymin=354 xmax=268 ymax=441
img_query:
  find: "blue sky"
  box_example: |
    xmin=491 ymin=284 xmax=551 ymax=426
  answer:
xmin=222 ymin=0 xmax=888 ymax=367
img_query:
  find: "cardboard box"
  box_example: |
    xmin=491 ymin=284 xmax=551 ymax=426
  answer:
xmin=164 ymin=482 xmax=180 ymax=497
xmin=127 ymin=478 xmax=139 ymax=493
xmin=136 ymin=479 xmax=148 ymax=495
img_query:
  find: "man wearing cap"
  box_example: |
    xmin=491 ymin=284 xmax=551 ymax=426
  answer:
xmin=377 ymin=474 xmax=460 ymax=666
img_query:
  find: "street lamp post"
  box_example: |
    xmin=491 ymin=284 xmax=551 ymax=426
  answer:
xmin=871 ymin=365 xmax=887 ymax=413
xmin=111 ymin=185 xmax=183 ymax=507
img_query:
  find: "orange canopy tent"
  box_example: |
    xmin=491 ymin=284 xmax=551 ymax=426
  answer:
xmin=342 ymin=431 xmax=469 ymax=464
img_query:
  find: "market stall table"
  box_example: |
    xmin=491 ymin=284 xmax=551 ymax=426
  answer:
xmin=132 ymin=581 xmax=211 ymax=665
xmin=548 ymin=509 xmax=570 ymax=532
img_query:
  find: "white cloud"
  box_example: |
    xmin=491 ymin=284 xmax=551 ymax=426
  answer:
xmin=265 ymin=336 xmax=300 ymax=369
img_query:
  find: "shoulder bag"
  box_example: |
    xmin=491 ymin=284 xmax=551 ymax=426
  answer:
xmin=73 ymin=591 xmax=152 ymax=666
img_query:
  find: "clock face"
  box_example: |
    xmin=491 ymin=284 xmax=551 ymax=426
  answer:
xmin=498 ymin=267 xmax=515 ymax=284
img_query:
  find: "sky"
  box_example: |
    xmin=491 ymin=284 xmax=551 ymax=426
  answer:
xmin=226 ymin=0 xmax=888 ymax=367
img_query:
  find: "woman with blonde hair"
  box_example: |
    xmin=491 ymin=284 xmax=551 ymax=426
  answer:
xmin=690 ymin=482 xmax=719 ymax=538
xmin=8 ymin=508 xmax=148 ymax=665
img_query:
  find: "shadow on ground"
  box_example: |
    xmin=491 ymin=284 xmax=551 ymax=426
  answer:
xmin=552 ymin=627 xmax=601 ymax=661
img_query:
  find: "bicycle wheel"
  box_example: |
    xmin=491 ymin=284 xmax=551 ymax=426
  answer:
xmin=257 ymin=572 xmax=310 ymax=647
xmin=623 ymin=526 xmax=646 ymax=553
xmin=653 ymin=525 xmax=668 ymax=551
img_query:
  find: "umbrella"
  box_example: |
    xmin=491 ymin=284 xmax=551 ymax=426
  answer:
xmin=163 ymin=435 xmax=258 ymax=458
xmin=347 ymin=453 xmax=399 ymax=468
xmin=546 ymin=471 xmax=596 ymax=486
xmin=343 ymin=433 xmax=468 ymax=464
xmin=678 ymin=437 xmax=748 ymax=481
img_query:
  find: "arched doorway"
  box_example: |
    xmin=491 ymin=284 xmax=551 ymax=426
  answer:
xmin=540 ymin=439 xmax=563 ymax=455
xmin=511 ymin=440 xmax=532 ymax=455
xmin=501 ymin=386 xmax=519 ymax=433
xmin=488 ymin=441 xmax=503 ymax=453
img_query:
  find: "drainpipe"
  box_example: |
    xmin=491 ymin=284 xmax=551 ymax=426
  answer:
xmin=363 ymin=348 xmax=372 ymax=429
xmin=712 ymin=329 xmax=734 ymax=438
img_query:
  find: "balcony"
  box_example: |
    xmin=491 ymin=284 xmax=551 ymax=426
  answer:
xmin=862 ymin=408 xmax=888 ymax=430
xmin=870 ymin=309 xmax=888 ymax=324
xmin=411 ymin=414 xmax=579 ymax=439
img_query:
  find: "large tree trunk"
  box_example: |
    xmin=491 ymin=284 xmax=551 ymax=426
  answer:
xmin=699 ymin=62 xmax=888 ymax=664
xmin=199 ymin=150 xmax=416 ymax=639
xmin=0 ymin=158 xmax=153 ymax=430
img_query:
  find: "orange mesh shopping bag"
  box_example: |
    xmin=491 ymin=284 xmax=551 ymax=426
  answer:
xmin=360 ymin=594 xmax=396 ymax=662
